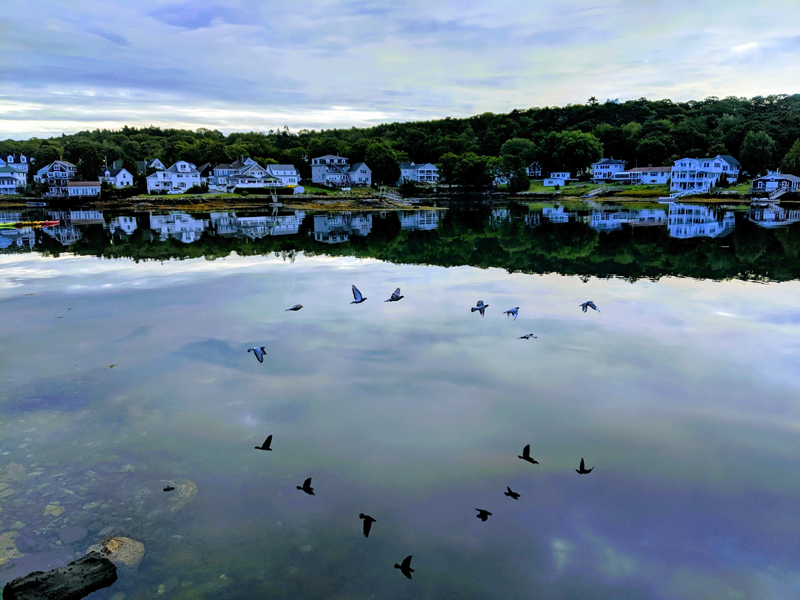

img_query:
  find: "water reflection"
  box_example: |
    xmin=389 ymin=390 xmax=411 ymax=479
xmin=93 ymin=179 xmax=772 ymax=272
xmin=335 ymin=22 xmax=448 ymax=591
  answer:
xmin=746 ymin=202 xmax=800 ymax=228
xmin=667 ymin=203 xmax=734 ymax=238
xmin=210 ymin=211 xmax=305 ymax=238
xmin=312 ymin=213 xmax=373 ymax=244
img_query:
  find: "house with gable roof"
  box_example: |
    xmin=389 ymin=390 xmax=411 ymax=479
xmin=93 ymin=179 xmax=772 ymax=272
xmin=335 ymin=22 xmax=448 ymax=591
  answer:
xmin=146 ymin=161 xmax=201 ymax=194
xmin=0 ymin=166 xmax=27 ymax=194
xmin=98 ymin=167 xmax=134 ymax=188
xmin=398 ymin=162 xmax=439 ymax=185
xmin=591 ymin=158 xmax=627 ymax=182
xmin=670 ymin=155 xmax=740 ymax=195
xmin=265 ymin=164 xmax=300 ymax=186
xmin=311 ymin=155 xmax=372 ymax=187
xmin=1 ymin=154 xmax=32 ymax=175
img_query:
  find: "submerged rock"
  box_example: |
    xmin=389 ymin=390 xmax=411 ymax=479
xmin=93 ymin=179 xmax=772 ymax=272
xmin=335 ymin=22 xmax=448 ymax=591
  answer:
xmin=168 ymin=481 xmax=197 ymax=513
xmin=2 ymin=551 xmax=117 ymax=600
xmin=44 ymin=503 xmax=65 ymax=517
xmin=86 ymin=537 xmax=145 ymax=569
xmin=0 ymin=532 xmax=23 ymax=566
xmin=59 ymin=527 xmax=87 ymax=545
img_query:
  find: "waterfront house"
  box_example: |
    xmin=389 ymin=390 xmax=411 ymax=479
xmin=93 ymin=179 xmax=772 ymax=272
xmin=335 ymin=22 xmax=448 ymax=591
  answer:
xmin=543 ymin=172 xmax=575 ymax=187
xmin=612 ymin=166 xmax=671 ymax=185
xmin=265 ymin=164 xmax=301 ymax=186
xmin=1 ymin=154 xmax=32 ymax=175
xmin=0 ymin=166 xmax=27 ymax=194
xmin=35 ymin=160 xmax=78 ymax=196
xmin=98 ymin=167 xmax=134 ymax=188
xmin=195 ymin=163 xmax=213 ymax=185
xmin=750 ymin=171 xmax=800 ymax=193
xmin=527 ymin=162 xmax=542 ymax=178
xmin=146 ymin=161 xmax=201 ymax=194
xmin=591 ymin=158 xmax=626 ymax=182
xmin=398 ymin=163 xmax=439 ymax=185
xmin=311 ymin=155 xmax=372 ymax=187
xmin=670 ymin=155 xmax=740 ymax=195
xmin=67 ymin=182 xmax=101 ymax=198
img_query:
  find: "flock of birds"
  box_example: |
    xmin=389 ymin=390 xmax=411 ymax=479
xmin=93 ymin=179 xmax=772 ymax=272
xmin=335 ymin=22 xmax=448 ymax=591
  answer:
xmin=241 ymin=284 xmax=599 ymax=580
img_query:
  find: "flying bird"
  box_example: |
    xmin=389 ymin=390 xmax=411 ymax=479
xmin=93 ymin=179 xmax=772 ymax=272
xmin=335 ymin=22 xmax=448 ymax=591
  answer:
xmin=580 ymin=301 xmax=600 ymax=313
xmin=248 ymin=347 xmax=266 ymax=363
xmin=385 ymin=287 xmax=404 ymax=302
xmin=254 ymin=435 xmax=273 ymax=451
xmin=576 ymin=458 xmax=594 ymax=474
xmin=476 ymin=508 xmax=492 ymax=522
xmin=471 ymin=300 xmax=488 ymax=317
xmin=503 ymin=307 xmax=519 ymax=320
xmin=351 ymin=285 xmax=367 ymax=304
xmin=394 ymin=555 xmax=414 ymax=579
xmin=504 ymin=486 xmax=520 ymax=500
xmin=518 ymin=333 xmax=537 ymax=339
xmin=297 ymin=477 xmax=315 ymax=495
xmin=285 ymin=304 xmax=303 ymax=311
xmin=518 ymin=444 xmax=539 ymax=465
xmin=163 ymin=486 xmax=175 ymax=492
xmin=359 ymin=513 xmax=376 ymax=538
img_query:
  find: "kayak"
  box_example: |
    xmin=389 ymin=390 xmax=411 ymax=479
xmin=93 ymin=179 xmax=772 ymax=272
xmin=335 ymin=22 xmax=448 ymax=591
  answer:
xmin=0 ymin=220 xmax=60 ymax=229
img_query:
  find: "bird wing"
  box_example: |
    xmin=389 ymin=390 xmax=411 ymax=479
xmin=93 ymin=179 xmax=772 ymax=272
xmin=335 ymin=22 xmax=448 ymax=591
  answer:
xmin=264 ymin=435 xmax=272 ymax=447
xmin=352 ymin=285 xmax=362 ymax=302
xmin=392 ymin=287 xmax=401 ymax=299
xmin=579 ymin=458 xmax=585 ymax=470
xmin=303 ymin=477 xmax=312 ymax=487
xmin=507 ymin=486 xmax=513 ymax=493
xmin=363 ymin=519 xmax=372 ymax=537
xmin=522 ymin=444 xmax=530 ymax=458
xmin=401 ymin=556 xmax=413 ymax=569
xmin=256 ymin=351 xmax=264 ymax=363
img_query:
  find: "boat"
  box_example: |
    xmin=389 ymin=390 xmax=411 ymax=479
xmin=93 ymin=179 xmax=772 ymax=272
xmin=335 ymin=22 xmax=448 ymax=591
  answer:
xmin=0 ymin=220 xmax=60 ymax=229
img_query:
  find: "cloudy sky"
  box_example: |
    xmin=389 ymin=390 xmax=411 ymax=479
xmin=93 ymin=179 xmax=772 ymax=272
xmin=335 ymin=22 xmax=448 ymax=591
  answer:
xmin=1 ymin=0 xmax=799 ymax=139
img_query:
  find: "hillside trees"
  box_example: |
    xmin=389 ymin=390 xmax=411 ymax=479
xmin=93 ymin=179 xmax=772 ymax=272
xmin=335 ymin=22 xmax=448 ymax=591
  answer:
xmin=740 ymin=130 xmax=777 ymax=175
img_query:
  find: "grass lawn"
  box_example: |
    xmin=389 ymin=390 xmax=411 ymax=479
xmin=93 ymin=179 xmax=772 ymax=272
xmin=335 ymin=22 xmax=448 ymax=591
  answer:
xmin=612 ymin=184 xmax=671 ymax=198
xmin=525 ymin=180 xmax=602 ymax=194
xmin=719 ymin=180 xmax=752 ymax=194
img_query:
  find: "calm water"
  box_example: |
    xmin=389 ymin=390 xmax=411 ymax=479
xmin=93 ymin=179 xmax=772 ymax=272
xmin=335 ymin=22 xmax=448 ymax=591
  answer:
xmin=1 ymin=203 xmax=800 ymax=599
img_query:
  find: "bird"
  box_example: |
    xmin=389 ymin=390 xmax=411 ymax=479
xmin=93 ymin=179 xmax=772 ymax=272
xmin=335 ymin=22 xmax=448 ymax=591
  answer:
xmin=476 ymin=508 xmax=492 ymax=522
xmin=163 ymin=486 xmax=175 ymax=492
xmin=297 ymin=477 xmax=315 ymax=495
xmin=285 ymin=304 xmax=303 ymax=311
xmin=385 ymin=287 xmax=404 ymax=302
xmin=504 ymin=486 xmax=520 ymax=500
xmin=471 ymin=300 xmax=488 ymax=317
xmin=248 ymin=347 xmax=266 ymax=363
xmin=580 ymin=301 xmax=600 ymax=313
xmin=518 ymin=444 xmax=539 ymax=465
xmin=503 ymin=307 xmax=519 ymax=320
xmin=576 ymin=458 xmax=594 ymax=474
xmin=394 ymin=555 xmax=414 ymax=579
xmin=518 ymin=333 xmax=537 ymax=339
xmin=351 ymin=285 xmax=367 ymax=304
xmin=359 ymin=513 xmax=376 ymax=538
xmin=254 ymin=435 xmax=272 ymax=451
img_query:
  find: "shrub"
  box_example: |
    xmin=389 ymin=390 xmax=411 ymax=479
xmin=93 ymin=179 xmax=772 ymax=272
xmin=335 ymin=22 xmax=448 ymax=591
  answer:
xmin=185 ymin=183 xmax=208 ymax=194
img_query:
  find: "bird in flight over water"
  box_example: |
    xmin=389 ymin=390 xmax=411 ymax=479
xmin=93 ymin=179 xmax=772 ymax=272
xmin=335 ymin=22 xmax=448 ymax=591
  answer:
xmin=285 ymin=304 xmax=303 ymax=311
xmin=297 ymin=477 xmax=315 ymax=495
xmin=580 ymin=301 xmax=600 ymax=313
xmin=518 ymin=444 xmax=539 ymax=465
xmin=395 ymin=555 xmax=414 ymax=579
xmin=518 ymin=333 xmax=537 ymax=339
xmin=476 ymin=508 xmax=492 ymax=522
xmin=503 ymin=307 xmax=519 ymax=320
xmin=359 ymin=513 xmax=376 ymax=537
xmin=254 ymin=435 xmax=272 ymax=451
xmin=576 ymin=458 xmax=594 ymax=474
xmin=471 ymin=300 xmax=488 ymax=317
xmin=247 ymin=347 xmax=266 ymax=363
xmin=385 ymin=288 xmax=404 ymax=302
xmin=504 ymin=486 xmax=520 ymax=500
xmin=351 ymin=285 xmax=367 ymax=304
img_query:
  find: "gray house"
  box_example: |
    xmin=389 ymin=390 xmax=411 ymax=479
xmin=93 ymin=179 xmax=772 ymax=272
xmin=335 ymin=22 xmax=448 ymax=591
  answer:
xmin=311 ymin=155 xmax=371 ymax=187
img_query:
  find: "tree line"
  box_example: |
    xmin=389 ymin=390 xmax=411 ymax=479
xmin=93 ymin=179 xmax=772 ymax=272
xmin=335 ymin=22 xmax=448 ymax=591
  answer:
xmin=3 ymin=94 xmax=799 ymax=191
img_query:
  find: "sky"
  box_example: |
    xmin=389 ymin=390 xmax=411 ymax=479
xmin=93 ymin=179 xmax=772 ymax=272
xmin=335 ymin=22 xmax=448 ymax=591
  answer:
xmin=1 ymin=0 xmax=799 ymax=139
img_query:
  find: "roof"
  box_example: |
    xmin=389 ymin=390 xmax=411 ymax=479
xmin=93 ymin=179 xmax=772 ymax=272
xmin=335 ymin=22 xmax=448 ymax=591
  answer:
xmin=195 ymin=162 xmax=212 ymax=174
xmin=98 ymin=168 xmax=130 ymax=177
xmin=348 ymin=162 xmax=370 ymax=172
xmin=719 ymin=154 xmax=741 ymax=167
xmin=267 ymin=164 xmax=298 ymax=171
xmin=166 ymin=162 xmax=200 ymax=174
xmin=626 ymin=166 xmax=671 ymax=173
xmin=0 ymin=166 xmax=20 ymax=174
xmin=593 ymin=158 xmax=626 ymax=166
xmin=313 ymin=155 xmax=348 ymax=161
xmin=67 ymin=181 xmax=101 ymax=187
xmin=753 ymin=172 xmax=800 ymax=183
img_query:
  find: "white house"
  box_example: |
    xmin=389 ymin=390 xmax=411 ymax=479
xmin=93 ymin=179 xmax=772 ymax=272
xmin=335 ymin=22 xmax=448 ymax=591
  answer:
xmin=0 ymin=166 xmax=27 ymax=194
xmin=98 ymin=168 xmax=134 ymax=188
xmin=67 ymin=182 xmax=101 ymax=198
xmin=348 ymin=162 xmax=372 ymax=186
xmin=146 ymin=161 xmax=201 ymax=194
xmin=544 ymin=172 xmax=575 ymax=187
xmin=266 ymin=164 xmax=300 ymax=186
xmin=670 ymin=155 xmax=740 ymax=195
xmin=228 ymin=162 xmax=277 ymax=189
xmin=149 ymin=213 xmax=209 ymax=243
xmin=527 ymin=162 xmax=542 ymax=178
xmin=612 ymin=166 xmax=671 ymax=185
xmin=398 ymin=162 xmax=439 ymax=185
xmin=311 ymin=155 xmax=372 ymax=187
xmin=0 ymin=154 xmax=32 ymax=175
xmin=750 ymin=171 xmax=800 ymax=194
xmin=667 ymin=203 xmax=735 ymax=238
xmin=592 ymin=158 xmax=626 ymax=182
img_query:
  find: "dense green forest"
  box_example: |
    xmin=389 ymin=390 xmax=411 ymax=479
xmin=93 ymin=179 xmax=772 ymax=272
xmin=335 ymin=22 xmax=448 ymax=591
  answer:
xmin=30 ymin=208 xmax=800 ymax=282
xmin=3 ymin=95 xmax=800 ymax=189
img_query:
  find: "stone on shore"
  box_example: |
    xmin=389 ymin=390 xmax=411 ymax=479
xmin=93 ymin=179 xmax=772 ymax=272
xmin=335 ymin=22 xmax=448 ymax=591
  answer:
xmin=2 ymin=551 xmax=117 ymax=600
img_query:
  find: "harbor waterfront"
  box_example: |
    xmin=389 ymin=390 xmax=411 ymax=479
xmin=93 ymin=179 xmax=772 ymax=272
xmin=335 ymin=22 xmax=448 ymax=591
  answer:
xmin=1 ymin=204 xmax=800 ymax=598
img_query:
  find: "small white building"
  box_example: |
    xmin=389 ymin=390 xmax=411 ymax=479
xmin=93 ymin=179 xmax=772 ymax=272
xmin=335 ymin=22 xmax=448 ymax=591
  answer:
xmin=543 ymin=172 xmax=575 ymax=187
xmin=670 ymin=155 xmax=740 ymax=195
xmin=751 ymin=171 xmax=800 ymax=193
xmin=98 ymin=168 xmax=134 ymax=188
xmin=146 ymin=161 xmax=201 ymax=194
xmin=398 ymin=163 xmax=439 ymax=185
xmin=67 ymin=182 xmax=101 ymax=198
xmin=265 ymin=164 xmax=300 ymax=186
xmin=0 ymin=166 xmax=27 ymax=194
xmin=592 ymin=158 xmax=626 ymax=182
xmin=527 ymin=162 xmax=542 ymax=178
xmin=612 ymin=166 xmax=671 ymax=185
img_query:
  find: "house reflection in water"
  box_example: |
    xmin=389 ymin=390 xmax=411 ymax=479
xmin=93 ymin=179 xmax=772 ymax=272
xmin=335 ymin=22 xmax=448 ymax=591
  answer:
xmin=746 ymin=202 xmax=800 ymax=228
xmin=209 ymin=211 xmax=306 ymax=239
xmin=399 ymin=210 xmax=443 ymax=231
xmin=0 ymin=227 xmax=35 ymax=251
xmin=67 ymin=210 xmax=105 ymax=225
xmin=42 ymin=224 xmax=82 ymax=246
xmin=667 ymin=203 xmax=735 ymax=238
xmin=107 ymin=216 xmax=138 ymax=237
xmin=312 ymin=213 xmax=373 ymax=244
xmin=588 ymin=208 xmax=667 ymax=231
xmin=542 ymin=207 xmax=572 ymax=223
xmin=149 ymin=213 xmax=209 ymax=243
